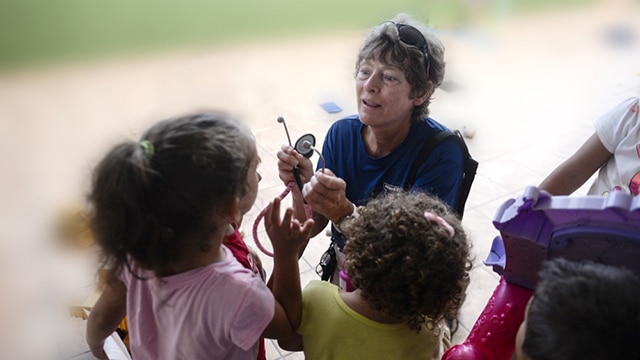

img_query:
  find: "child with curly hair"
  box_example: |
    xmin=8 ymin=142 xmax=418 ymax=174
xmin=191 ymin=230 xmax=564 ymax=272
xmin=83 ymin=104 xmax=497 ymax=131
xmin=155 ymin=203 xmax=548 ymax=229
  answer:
xmin=276 ymin=190 xmax=472 ymax=359
xmin=85 ymin=112 xmax=313 ymax=360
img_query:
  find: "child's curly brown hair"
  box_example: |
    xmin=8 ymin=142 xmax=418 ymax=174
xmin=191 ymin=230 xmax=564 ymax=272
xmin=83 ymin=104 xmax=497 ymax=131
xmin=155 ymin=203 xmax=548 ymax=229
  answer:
xmin=343 ymin=191 xmax=472 ymax=332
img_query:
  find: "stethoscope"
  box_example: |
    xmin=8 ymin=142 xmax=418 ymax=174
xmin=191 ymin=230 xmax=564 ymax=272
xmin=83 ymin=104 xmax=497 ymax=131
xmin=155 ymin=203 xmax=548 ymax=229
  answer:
xmin=252 ymin=116 xmax=325 ymax=257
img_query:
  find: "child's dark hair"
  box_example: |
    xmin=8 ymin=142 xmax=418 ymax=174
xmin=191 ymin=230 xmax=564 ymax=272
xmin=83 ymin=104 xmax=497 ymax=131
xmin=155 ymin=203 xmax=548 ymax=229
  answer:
xmin=523 ymin=258 xmax=640 ymax=360
xmin=343 ymin=191 xmax=472 ymax=332
xmin=88 ymin=112 xmax=255 ymax=278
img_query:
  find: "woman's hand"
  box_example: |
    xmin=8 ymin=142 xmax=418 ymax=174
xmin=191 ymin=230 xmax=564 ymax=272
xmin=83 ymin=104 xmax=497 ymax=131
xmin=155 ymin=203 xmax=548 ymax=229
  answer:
xmin=302 ymin=169 xmax=353 ymax=223
xmin=277 ymin=145 xmax=315 ymax=188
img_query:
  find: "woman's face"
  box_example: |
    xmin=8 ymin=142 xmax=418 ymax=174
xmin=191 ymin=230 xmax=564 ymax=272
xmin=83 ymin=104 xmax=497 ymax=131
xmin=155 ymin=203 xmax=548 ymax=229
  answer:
xmin=356 ymin=58 xmax=425 ymax=129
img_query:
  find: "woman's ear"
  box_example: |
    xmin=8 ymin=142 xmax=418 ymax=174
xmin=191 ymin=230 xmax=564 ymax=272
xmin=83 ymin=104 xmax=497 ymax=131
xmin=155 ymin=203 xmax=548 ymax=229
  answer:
xmin=219 ymin=197 xmax=242 ymax=225
xmin=413 ymin=90 xmax=431 ymax=106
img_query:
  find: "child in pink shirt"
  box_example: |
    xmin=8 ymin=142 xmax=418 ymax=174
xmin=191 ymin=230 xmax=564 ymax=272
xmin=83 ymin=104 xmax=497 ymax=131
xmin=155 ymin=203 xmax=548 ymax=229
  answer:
xmin=86 ymin=112 xmax=313 ymax=359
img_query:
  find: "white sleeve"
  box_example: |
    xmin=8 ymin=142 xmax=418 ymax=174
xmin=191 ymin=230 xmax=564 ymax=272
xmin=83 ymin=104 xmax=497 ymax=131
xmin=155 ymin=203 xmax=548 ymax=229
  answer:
xmin=594 ymin=96 xmax=640 ymax=153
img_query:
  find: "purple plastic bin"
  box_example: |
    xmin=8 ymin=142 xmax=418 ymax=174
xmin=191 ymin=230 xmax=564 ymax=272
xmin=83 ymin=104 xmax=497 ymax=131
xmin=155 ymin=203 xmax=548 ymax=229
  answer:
xmin=445 ymin=186 xmax=640 ymax=360
xmin=492 ymin=186 xmax=640 ymax=290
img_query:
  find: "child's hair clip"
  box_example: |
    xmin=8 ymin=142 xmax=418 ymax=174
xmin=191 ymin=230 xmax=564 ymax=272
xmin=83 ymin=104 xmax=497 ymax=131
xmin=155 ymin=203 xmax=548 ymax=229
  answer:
xmin=424 ymin=211 xmax=455 ymax=238
xmin=140 ymin=140 xmax=155 ymax=159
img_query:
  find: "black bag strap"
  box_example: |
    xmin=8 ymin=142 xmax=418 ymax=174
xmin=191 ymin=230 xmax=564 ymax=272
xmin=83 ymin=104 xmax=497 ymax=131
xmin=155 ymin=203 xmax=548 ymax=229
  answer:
xmin=406 ymin=130 xmax=478 ymax=218
xmin=406 ymin=130 xmax=455 ymax=187
xmin=456 ymin=135 xmax=478 ymax=218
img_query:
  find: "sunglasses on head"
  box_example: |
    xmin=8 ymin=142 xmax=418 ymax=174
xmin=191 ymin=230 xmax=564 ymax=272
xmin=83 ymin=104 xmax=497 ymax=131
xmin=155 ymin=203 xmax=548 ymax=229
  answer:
xmin=384 ymin=21 xmax=431 ymax=77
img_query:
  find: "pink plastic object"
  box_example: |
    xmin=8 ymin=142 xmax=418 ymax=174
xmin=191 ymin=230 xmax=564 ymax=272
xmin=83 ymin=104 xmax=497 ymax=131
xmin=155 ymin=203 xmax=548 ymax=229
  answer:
xmin=252 ymin=182 xmax=313 ymax=257
xmin=442 ymin=277 xmax=532 ymax=360
xmin=339 ymin=269 xmax=354 ymax=292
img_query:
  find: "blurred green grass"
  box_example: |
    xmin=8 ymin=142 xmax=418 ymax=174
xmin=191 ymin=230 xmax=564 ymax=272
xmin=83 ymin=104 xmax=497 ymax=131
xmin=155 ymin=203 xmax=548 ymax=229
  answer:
xmin=0 ymin=0 xmax=593 ymax=70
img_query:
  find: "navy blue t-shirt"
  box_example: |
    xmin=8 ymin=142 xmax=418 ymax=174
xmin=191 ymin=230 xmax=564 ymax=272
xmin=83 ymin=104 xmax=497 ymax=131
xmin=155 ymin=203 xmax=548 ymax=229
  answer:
xmin=318 ymin=115 xmax=464 ymax=248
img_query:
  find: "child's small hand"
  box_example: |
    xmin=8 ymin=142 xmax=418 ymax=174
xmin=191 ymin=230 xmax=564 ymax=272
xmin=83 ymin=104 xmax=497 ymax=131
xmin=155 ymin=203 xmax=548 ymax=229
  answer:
xmin=265 ymin=197 xmax=314 ymax=259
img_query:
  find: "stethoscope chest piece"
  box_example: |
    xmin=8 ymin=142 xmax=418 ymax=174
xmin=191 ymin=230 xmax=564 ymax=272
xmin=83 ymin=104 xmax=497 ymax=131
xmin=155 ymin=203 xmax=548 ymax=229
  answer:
xmin=295 ymin=133 xmax=316 ymax=158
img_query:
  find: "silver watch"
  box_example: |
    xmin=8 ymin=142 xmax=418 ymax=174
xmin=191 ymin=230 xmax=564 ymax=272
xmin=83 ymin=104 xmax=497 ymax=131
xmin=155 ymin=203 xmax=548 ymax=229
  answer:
xmin=334 ymin=203 xmax=359 ymax=234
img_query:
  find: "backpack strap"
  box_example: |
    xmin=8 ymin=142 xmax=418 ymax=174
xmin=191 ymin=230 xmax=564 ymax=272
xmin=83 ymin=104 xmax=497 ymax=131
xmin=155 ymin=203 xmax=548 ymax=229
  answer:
xmin=406 ymin=130 xmax=455 ymax=188
xmin=406 ymin=130 xmax=478 ymax=218
xmin=455 ymin=133 xmax=478 ymax=218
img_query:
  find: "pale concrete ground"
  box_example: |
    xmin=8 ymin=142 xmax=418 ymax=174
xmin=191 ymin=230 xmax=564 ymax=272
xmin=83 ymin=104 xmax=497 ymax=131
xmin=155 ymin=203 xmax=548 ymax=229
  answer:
xmin=0 ymin=1 xmax=638 ymax=358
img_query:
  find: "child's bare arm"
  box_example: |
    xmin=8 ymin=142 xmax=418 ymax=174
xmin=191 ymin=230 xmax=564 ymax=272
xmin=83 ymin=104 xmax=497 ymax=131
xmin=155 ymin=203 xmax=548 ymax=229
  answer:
xmin=539 ymin=133 xmax=612 ymax=195
xmin=261 ymin=197 xmax=314 ymax=339
xmin=86 ymin=279 xmax=127 ymax=359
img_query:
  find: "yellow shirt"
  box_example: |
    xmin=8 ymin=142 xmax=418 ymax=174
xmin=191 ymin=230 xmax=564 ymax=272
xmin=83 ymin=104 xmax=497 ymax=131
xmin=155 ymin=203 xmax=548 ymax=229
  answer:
xmin=298 ymin=280 xmax=446 ymax=360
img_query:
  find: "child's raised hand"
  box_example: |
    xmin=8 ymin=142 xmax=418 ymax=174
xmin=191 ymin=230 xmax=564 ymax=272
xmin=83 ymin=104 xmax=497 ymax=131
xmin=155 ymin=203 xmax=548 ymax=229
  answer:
xmin=265 ymin=197 xmax=314 ymax=259
xmin=263 ymin=197 xmax=312 ymax=339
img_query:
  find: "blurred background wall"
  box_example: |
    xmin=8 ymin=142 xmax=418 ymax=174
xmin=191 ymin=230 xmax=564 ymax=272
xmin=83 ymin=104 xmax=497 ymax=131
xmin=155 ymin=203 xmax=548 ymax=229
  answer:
xmin=0 ymin=0 xmax=598 ymax=71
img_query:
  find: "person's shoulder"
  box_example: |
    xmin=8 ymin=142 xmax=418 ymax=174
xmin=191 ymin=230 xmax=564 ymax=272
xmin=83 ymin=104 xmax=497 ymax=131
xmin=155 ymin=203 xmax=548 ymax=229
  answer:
xmin=413 ymin=118 xmax=465 ymax=161
xmin=330 ymin=114 xmax=360 ymax=128
xmin=339 ymin=114 xmax=360 ymax=122
xmin=209 ymin=263 xmax=270 ymax=303
xmin=303 ymin=279 xmax=338 ymax=295
xmin=422 ymin=116 xmax=450 ymax=132
xmin=213 ymin=246 xmax=261 ymax=281
xmin=326 ymin=115 xmax=362 ymax=137
xmin=117 ymin=261 xmax=137 ymax=285
xmin=118 ymin=260 xmax=155 ymax=284
xmin=603 ymin=96 xmax=639 ymax=116
xmin=409 ymin=117 xmax=452 ymax=142
xmin=621 ymin=96 xmax=639 ymax=106
xmin=611 ymin=96 xmax=639 ymax=116
xmin=596 ymin=96 xmax=640 ymax=130
xmin=623 ymin=96 xmax=639 ymax=121
xmin=302 ymin=280 xmax=339 ymax=310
